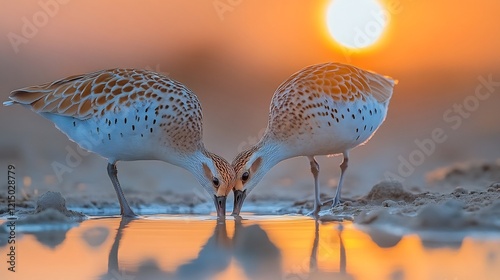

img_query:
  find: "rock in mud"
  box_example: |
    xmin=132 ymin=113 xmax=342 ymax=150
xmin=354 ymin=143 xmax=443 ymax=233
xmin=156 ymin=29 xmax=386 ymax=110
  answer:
xmin=34 ymin=191 xmax=85 ymax=219
xmin=364 ymin=181 xmax=416 ymax=203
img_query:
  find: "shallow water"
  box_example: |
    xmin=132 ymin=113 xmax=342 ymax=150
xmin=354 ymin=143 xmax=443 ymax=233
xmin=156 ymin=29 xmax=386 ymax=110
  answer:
xmin=1 ymin=215 xmax=500 ymax=280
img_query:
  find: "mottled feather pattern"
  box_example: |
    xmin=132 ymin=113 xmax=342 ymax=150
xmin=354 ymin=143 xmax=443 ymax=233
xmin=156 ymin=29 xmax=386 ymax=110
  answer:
xmin=231 ymin=143 xmax=261 ymax=174
xmin=4 ymin=68 xmax=239 ymax=218
xmin=267 ymin=63 xmax=395 ymax=141
xmin=208 ymin=152 xmax=236 ymax=189
xmin=8 ymin=69 xmax=201 ymax=120
xmin=229 ymin=62 xmax=397 ymax=215
xmin=274 ymin=63 xmax=396 ymax=105
xmin=7 ymin=69 xmax=205 ymax=154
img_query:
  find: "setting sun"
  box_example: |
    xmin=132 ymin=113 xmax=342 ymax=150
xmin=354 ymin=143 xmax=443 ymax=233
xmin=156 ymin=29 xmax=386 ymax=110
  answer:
xmin=326 ymin=0 xmax=388 ymax=49
xmin=2 ymin=1 xmax=500 ymax=279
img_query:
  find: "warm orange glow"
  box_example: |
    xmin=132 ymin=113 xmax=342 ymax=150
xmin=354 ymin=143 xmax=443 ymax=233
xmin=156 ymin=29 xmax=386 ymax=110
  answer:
xmin=1 ymin=1 xmax=500 ymax=278
xmin=1 ymin=217 xmax=499 ymax=279
xmin=326 ymin=0 xmax=388 ymax=49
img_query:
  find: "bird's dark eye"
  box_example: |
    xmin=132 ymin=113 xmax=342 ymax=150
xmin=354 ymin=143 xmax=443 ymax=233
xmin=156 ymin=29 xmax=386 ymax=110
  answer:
xmin=241 ymin=171 xmax=250 ymax=182
xmin=212 ymin=177 xmax=220 ymax=187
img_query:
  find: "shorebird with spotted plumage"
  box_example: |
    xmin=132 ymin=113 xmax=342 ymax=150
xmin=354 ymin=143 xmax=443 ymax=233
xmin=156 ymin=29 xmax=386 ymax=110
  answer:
xmin=4 ymin=68 xmax=235 ymax=218
xmin=231 ymin=62 xmax=397 ymax=216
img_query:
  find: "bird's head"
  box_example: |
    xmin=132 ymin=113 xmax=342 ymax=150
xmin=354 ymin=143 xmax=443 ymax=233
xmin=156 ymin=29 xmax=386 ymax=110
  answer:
xmin=198 ymin=153 xmax=236 ymax=219
xmin=231 ymin=146 xmax=267 ymax=216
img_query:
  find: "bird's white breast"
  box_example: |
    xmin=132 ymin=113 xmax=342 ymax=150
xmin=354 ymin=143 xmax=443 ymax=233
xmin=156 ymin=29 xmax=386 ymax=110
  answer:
xmin=275 ymin=96 xmax=389 ymax=157
xmin=41 ymin=101 xmax=174 ymax=162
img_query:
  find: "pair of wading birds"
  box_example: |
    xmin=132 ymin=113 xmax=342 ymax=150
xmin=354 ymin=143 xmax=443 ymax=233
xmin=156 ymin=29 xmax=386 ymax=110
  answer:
xmin=4 ymin=62 xmax=396 ymax=219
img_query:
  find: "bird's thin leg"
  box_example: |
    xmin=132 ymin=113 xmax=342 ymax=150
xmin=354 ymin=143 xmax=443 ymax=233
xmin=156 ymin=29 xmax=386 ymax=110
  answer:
xmin=332 ymin=151 xmax=349 ymax=207
xmin=308 ymin=156 xmax=321 ymax=215
xmin=107 ymin=162 xmax=137 ymax=217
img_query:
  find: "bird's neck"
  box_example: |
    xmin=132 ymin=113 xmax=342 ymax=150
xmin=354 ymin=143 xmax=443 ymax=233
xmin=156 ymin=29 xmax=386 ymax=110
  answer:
xmin=237 ymin=136 xmax=292 ymax=195
xmin=161 ymin=147 xmax=213 ymax=189
xmin=250 ymin=136 xmax=292 ymax=173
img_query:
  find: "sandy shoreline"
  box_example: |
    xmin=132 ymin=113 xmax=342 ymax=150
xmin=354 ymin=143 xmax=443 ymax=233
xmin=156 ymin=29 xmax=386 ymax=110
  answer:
xmin=2 ymin=161 xmax=500 ymax=243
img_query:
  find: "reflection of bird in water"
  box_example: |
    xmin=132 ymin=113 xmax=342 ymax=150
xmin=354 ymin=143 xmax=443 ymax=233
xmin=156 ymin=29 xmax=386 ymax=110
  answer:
xmin=292 ymin=221 xmax=353 ymax=280
xmin=313 ymin=222 xmax=352 ymax=279
xmin=176 ymin=219 xmax=282 ymax=280
xmin=99 ymin=218 xmax=282 ymax=280
xmin=175 ymin=221 xmax=232 ymax=280
xmin=100 ymin=217 xmax=172 ymax=280
xmin=231 ymin=63 xmax=397 ymax=216
xmin=4 ymin=69 xmax=235 ymax=218
xmin=100 ymin=217 xmax=133 ymax=280
xmin=232 ymin=221 xmax=282 ymax=280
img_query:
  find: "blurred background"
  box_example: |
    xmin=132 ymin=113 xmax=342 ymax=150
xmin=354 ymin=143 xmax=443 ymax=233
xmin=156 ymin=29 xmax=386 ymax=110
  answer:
xmin=1 ymin=0 xmax=499 ymax=207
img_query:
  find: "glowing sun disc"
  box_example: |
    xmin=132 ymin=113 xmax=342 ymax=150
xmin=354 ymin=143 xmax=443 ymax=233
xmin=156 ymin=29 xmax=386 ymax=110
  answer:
xmin=327 ymin=0 xmax=388 ymax=49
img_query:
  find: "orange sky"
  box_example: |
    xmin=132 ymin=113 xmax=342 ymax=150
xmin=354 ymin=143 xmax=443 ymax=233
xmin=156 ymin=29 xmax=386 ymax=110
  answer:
xmin=1 ymin=0 xmax=499 ymax=77
xmin=1 ymin=0 xmax=499 ymax=192
xmin=0 ymin=8 xmax=499 ymax=277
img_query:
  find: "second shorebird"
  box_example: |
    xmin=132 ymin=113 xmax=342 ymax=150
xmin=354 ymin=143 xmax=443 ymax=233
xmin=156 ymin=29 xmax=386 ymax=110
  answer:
xmin=231 ymin=62 xmax=397 ymax=215
xmin=4 ymin=69 xmax=235 ymax=218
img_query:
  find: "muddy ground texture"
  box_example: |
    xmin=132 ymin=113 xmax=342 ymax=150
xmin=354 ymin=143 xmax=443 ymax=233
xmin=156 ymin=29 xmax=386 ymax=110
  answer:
xmin=1 ymin=161 xmax=500 ymax=242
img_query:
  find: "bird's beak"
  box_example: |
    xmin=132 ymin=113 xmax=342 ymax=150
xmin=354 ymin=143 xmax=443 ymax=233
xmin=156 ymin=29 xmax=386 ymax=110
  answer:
xmin=213 ymin=195 xmax=227 ymax=219
xmin=231 ymin=189 xmax=247 ymax=216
